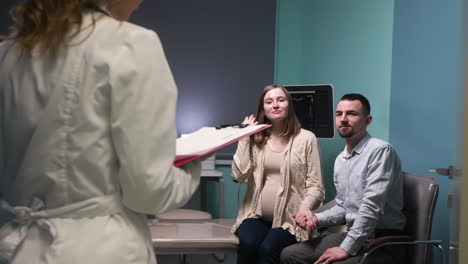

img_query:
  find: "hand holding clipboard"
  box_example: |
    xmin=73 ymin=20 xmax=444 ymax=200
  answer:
xmin=174 ymin=123 xmax=270 ymax=166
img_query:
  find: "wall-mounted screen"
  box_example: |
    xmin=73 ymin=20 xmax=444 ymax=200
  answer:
xmin=285 ymin=84 xmax=334 ymax=138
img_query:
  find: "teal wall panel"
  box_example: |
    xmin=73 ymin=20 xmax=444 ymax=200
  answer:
xmin=204 ymin=4 xmax=467 ymax=263
xmin=390 ymin=0 xmax=467 ymax=262
xmin=204 ymin=165 xmax=246 ymax=219
xmin=275 ymin=0 xmax=395 ymax=200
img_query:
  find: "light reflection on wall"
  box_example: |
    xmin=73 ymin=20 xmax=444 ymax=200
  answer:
xmin=176 ymin=102 xmax=211 ymax=136
xmin=129 ymin=1 xmax=277 ymax=153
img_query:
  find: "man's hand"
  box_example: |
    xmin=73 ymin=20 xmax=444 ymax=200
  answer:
xmin=292 ymin=207 xmax=318 ymax=233
xmin=313 ymin=247 xmax=350 ymax=264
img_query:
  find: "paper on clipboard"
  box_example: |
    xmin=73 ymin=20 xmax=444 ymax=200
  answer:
xmin=174 ymin=124 xmax=271 ymax=166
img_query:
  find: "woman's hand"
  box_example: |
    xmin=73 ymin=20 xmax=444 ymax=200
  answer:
xmin=293 ymin=206 xmax=318 ymax=233
xmin=242 ymin=115 xmax=258 ymax=126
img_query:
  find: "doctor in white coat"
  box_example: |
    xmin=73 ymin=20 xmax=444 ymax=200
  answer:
xmin=0 ymin=0 xmax=202 ymax=263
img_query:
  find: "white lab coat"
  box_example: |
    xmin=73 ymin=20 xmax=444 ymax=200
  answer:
xmin=0 ymin=10 xmax=200 ymax=264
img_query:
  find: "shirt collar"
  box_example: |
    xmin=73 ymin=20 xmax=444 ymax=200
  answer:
xmin=342 ymin=133 xmax=371 ymax=158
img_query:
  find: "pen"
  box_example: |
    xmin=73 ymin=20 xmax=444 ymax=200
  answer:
xmin=215 ymin=124 xmax=249 ymax=129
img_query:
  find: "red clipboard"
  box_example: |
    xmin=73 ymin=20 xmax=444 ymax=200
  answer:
xmin=174 ymin=124 xmax=271 ymax=166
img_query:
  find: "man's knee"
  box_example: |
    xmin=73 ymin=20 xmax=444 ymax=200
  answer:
xmin=280 ymin=244 xmax=300 ymax=264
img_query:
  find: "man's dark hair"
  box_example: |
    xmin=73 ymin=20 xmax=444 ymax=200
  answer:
xmin=340 ymin=93 xmax=371 ymax=115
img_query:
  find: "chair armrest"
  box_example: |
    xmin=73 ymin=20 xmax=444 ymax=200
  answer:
xmin=360 ymin=239 xmax=445 ymax=264
xmin=363 ymin=235 xmax=411 ymax=250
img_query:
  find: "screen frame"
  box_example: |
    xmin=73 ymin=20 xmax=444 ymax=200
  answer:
xmin=285 ymin=84 xmax=334 ymax=138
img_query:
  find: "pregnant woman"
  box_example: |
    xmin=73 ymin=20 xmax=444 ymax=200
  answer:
xmin=231 ymin=84 xmax=325 ymax=264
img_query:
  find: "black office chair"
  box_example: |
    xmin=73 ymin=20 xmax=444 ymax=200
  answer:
xmin=359 ymin=172 xmax=445 ymax=264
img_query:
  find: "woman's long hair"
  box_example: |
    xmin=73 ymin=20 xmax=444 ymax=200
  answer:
xmin=1 ymin=0 xmax=104 ymax=58
xmin=251 ymin=84 xmax=301 ymax=148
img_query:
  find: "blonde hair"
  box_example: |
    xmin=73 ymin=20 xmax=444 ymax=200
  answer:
xmin=1 ymin=0 xmax=105 ymax=58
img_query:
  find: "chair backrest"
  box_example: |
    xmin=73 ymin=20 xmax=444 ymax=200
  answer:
xmin=402 ymin=172 xmax=439 ymax=263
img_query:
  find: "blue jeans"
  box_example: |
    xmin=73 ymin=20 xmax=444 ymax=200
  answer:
xmin=236 ymin=218 xmax=296 ymax=264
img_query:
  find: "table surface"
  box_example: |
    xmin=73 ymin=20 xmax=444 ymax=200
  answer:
xmin=200 ymin=169 xmax=223 ymax=178
xmin=150 ymin=219 xmax=238 ymax=249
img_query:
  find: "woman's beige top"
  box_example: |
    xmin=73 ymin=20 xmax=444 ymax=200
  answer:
xmin=0 ymin=8 xmax=201 ymax=264
xmin=260 ymin=144 xmax=284 ymax=222
xmin=232 ymin=129 xmax=325 ymax=242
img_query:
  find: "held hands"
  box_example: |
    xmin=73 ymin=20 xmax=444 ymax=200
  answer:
xmin=242 ymin=115 xmax=258 ymax=126
xmin=313 ymin=247 xmax=350 ymax=264
xmin=292 ymin=210 xmax=351 ymax=264
xmin=292 ymin=206 xmax=318 ymax=233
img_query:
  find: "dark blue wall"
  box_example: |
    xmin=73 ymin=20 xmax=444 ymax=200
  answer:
xmin=132 ymin=1 xmax=277 ymax=154
xmin=0 ymin=0 xmax=18 ymax=36
xmin=1 ymin=1 xmax=277 ymax=155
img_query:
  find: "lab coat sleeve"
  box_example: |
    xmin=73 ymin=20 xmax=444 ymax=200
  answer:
xmin=109 ymin=28 xmax=201 ymax=215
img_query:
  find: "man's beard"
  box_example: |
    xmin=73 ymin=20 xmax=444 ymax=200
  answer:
xmin=338 ymin=128 xmax=353 ymax=138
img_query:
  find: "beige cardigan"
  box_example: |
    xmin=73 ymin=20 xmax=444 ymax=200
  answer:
xmin=231 ymin=129 xmax=325 ymax=242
